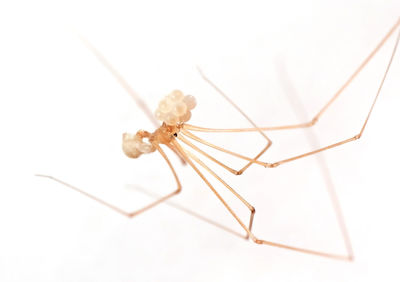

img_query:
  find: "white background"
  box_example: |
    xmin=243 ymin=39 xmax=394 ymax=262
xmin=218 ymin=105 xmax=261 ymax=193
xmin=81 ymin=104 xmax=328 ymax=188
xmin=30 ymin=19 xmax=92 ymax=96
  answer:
xmin=0 ymin=1 xmax=399 ymax=281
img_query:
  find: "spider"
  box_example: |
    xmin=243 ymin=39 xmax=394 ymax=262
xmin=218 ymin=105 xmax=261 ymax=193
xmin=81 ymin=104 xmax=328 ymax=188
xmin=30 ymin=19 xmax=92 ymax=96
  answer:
xmin=37 ymin=18 xmax=400 ymax=261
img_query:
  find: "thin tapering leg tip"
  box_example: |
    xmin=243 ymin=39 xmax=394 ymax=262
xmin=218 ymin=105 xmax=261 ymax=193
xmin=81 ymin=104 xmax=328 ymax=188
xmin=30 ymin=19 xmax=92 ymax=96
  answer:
xmin=35 ymin=173 xmax=50 ymax=178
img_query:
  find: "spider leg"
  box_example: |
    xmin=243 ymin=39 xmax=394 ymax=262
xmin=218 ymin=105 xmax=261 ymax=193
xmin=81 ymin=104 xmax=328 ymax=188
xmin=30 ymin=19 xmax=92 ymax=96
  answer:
xmin=196 ymin=63 xmax=272 ymax=173
xmin=191 ymin=18 xmax=400 ymax=134
xmin=178 ymin=131 xmax=267 ymax=172
xmin=172 ymin=140 xmax=351 ymax=260
xmin=36 ymin=143 xmax=181 ymax=218
xmin=78 ymin=34 xmax=159 ymax=128
xmin=172 ymin=140 xmax=255 ymax=238
xmin=270 ymin=27 xmax=399 ymax=168
xmin=181 ymin=146 xmax=256 ymax=237
xmin=128 ymin=185 xmax=247 ymax=239
xmin=190 ymin=22 xmax=399 ymax=168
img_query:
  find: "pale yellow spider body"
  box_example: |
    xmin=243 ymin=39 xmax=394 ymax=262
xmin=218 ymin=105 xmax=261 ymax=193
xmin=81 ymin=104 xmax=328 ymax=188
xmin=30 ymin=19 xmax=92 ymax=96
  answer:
xmin=122 ymin=90 xmax=196 ymax=159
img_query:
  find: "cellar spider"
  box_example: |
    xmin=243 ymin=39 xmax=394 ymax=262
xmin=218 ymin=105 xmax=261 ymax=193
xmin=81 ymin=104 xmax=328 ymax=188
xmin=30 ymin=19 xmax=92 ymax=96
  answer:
xmin=37 ymin=18 xmax=400 ymax=261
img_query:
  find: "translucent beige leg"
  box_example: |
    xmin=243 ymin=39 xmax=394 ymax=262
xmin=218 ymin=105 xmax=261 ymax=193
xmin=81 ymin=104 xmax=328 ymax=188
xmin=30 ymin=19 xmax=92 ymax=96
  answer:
xmin=36 ymin=143 xmax=181 ymax=218
xmin=128 ymin=184 xmax=247 ymax=239
xmin=270 ymin=28 xmax=399 ymax=168
xmin=189 ymin=25 xmax=400 ymax=169
xmin=189 ymin=18 xmax=400 ymax=134
xmin=182 ymin=147 xmax=256 ymax=237
xmin=165 ymin=142 xmax=187 ymax=165
xmin=178 ymin=131 xmax=267 ymax=173
xmin=78 ymin=34 xmax=159 ymax=128
xmin=196 ymin=62 xmax=274 ymax=173
xmin=189 ymin=71 xmax=272 ymax=172
xmin=171 ymin=139 xmax=351 ymax=260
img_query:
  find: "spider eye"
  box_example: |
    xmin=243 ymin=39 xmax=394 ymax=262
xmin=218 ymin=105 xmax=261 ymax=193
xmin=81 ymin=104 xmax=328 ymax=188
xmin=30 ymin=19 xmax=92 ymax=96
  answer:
xmin=173 ymin=133 xmax=178 ymax=137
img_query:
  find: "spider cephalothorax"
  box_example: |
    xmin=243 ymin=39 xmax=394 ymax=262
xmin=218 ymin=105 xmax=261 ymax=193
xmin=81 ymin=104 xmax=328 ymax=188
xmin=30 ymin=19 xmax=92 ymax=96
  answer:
xmin=122 ymin=90 xmax=196 ymax=159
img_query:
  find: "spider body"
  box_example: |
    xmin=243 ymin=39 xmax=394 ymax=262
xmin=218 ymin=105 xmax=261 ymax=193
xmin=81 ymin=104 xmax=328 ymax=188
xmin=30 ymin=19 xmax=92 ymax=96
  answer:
xmin=122 ymin=91 xmax=196 ymax=159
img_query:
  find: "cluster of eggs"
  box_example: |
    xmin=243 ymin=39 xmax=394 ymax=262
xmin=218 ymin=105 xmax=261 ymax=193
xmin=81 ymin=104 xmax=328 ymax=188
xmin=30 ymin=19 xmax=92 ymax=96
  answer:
xmin=155 ymin=90 xmax=197 ymax=125
xmin=122 ymin=132 xmax=156 ymax=159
